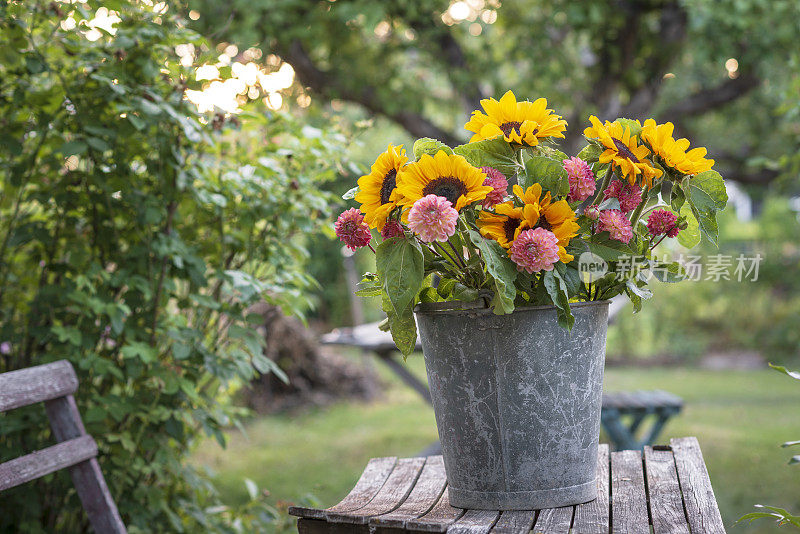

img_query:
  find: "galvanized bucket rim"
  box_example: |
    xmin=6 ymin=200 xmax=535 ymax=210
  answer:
xmin=414 ymin=299 xmax=609 ymax=316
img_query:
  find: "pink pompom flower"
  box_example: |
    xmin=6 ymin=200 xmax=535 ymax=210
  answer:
xmin=508 ymin=227 xmax=561 ymax=273
xmin=335 ymin=208 xmax=372 ymax=250
xmin=604 ymin=180 xmax=643 ymax=213
xmin=563 ymin=157 xmax=596 ymax=201
xmin=646 ymin=209 xmax=680 ymax=238
xmin=407 ymin=195 xmax=458 ymax=243
xmin=381 ymin=219 xmax=405 ymax=239
xmin=480 ymin=166 xmax=508 ymax=208
xmin=598 ymin=209 xmax=634 ymax=244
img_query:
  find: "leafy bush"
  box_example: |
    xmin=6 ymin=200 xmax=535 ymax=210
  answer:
xmin=0 ymin=1 xmax=341 ymax=531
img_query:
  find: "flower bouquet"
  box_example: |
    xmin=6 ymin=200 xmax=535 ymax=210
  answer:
xmin=336 ymin=90 xmax=728 ymax=355
xmin=334 ymin=90 xmax=728 ymax=509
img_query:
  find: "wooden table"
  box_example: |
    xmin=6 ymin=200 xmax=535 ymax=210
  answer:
xmin=289 ymin=436 xmax=726 ymax=533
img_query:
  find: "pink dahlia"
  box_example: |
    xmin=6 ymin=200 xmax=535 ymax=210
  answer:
xmin=598 ymin=209 xmax=633 ymax=244
xmin=381 ymin=219 xmax=405 ymax=239
xmin=646 ymin=209 xmax=680 ymax=238
xmin=335 ymin=208 xmax=372 ymax=250
xmin=480 ymin=167 xmax=508 ymax=208
xmin=563 ymin=157 xmax=596 ymax=201
xmin=604 ymin=180 xmax=642 ymax=213
xmin=407 ymin=195 xmax=458 ymax=243
xmin=508 ymin=227 xmax=561 ymax=273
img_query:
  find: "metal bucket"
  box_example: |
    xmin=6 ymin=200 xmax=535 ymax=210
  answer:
xmin=415 ymin=300 xmax=609 ymax=510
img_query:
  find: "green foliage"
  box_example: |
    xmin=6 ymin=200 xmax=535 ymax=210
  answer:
xmin=375 ymin=237 xmax=425 ymax=354
xmin=0 ymin=1 xmax=341 ymax=531
xmin=739 ymin=364 xmax=800 ymax=529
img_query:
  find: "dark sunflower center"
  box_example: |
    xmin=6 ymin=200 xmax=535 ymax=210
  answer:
xmin=499 ymin=121 xmax=523 ymax=136
xmin=380 ymin=169 xmax=397 ymax=205
xmin=422 ymin=176 xmax=468 ymax=206
xmin=612 ymin=138 xmax=640 ymax=163
xmin=536 ymin=217 xmax=552 ymax=231
xmin=503 ymin=218 xmax=521 ymax=242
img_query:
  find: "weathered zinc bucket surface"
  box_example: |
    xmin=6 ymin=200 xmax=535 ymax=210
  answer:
xmin=415 ymin=300 xmax=609 ymax=510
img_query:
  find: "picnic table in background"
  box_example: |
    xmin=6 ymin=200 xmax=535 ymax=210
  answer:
xmin=289 ymin=436 xmax=726 ymax=533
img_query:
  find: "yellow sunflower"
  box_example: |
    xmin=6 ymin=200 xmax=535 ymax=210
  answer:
xmin=583 ymin=116 xmax=662 ymax=189
xmin=354 ymin=144 xmax=408 ymax=230
xmin=464 ymin=90 xmax=567 ymax=147
xmin=478 ymin=184 xmax=579 ymax=262
xmin=477 ymin=202 xmax=526 ymax=249
xmin=640 ymin=119 xmax=715 ymax=176
xmin=512 ymin=183 xmax=580 ymax=263
xmin=396 ymin=150 xmax=492 ymax=212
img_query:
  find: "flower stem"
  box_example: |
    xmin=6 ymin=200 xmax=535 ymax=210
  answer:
xmin=629 ymin=190 xmax=649 ymax=228
xmin=586 ymin=165 xmax=613 ymax=210
xmin=433 ymin=241 xmax=464 ymax=270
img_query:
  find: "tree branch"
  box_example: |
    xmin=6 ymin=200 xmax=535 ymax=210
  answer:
xmin=660 ymin=74 xmax=760 ymax=120
xmin=284 ymin=40 xmax=461 ymax=146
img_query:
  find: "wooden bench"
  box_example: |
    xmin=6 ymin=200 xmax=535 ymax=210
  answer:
xmin=601 ymin=390 xmax=683 ymax=451
xmin=289 ymin=437 xmax=725 ymax=533
xmin=0 ymin=360 xmax=126 ymax=534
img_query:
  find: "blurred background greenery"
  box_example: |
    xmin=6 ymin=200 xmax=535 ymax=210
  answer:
xmin=3 ymin=0 xmax=799 ymax=531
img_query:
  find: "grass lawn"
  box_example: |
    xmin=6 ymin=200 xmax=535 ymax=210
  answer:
xmin=193 ymin=357 xmax=800 ymax=533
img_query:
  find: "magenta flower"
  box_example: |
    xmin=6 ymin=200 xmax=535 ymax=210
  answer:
xmin=563 ymin=157 xmax=596 ymax=202
xmin=335 ymin=208 xmax=372 ymax=250
xmin=480 ymin=167 xmax=508 ymax=208
xmin=604 ymin=180 xmax=642 ymax=213
xmin=407 ymin=195 xmax=458 ymax=243
xmin=598 ymin=209 xmax=633 ymax=244
xmin=508 ymin=227 xmax=561 ymax=273
xmin=381 ymin=219 xmax=405 ymax=240
xmin=646 ymin=209 xmax=680 ymax=238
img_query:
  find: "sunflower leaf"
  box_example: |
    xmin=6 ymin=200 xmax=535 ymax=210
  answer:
xmin=413 ymin=138 xmax=453 ymax=160
xmin=681 ymin=170 xmax=727 ymax=246
xmin=544 ymin=269 xmax=574 ymax=329
xmin=577 ymin=143 xmax=603 ymax=163
xmin=453 ymin=137 xmax=519 ymax=178
xmin=376 ymin=237 xmax=425 ymax=355
xmin=677 ymin=202 xmax=701 ymax=248
xmin=467 ymin=229 xmax=517 ymax=314
xmin=523 ymin=156 xmax=569 ymax=196
xmin=615 ymin=118 xmax=643 ymax=138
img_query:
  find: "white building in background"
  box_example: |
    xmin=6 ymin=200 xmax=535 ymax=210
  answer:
xmin=725 ymin=181 xmax=753 ymax=221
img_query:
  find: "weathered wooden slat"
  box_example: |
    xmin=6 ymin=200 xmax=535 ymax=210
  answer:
xmin=572 ymin=444 xmax=610 ymax=533
xmin=0 ymin=435 xmax=97 ymax=491
xmin=489 ymin=510 xmax=535 ymax=533
xmin=610 ymin=449 xmax=649 ymax=534
xmin=44 ymin=396 xmax=127 ymax=534
xmin=671 ymin=437 xmax=726 ymax=533
xmin=297 ymin=517 xmax=368 ymax=533
xmin=447 ymin=509 xmax=500 ymax=534
xmin=289 ymin=456 xmax=398 ymax=520
xmin=370 ymin=456 xmax=447 ymax=529
xmin=532 ymin=506 xmax=573 ymax=533
xmin=404 ymin=487 xmax=464 ymax=533
xmin=0 ymin=360 xmax=78 ymax=412
xmin=327 ymin=457 xmax=426 ymax=524
xmin=643 ymin=446 xmax=690 ymax=534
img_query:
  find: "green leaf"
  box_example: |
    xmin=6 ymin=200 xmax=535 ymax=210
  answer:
xmin=58 ymin=140 xmax=88 ymax=156
xmin=453 ymin=137 xmax=519 ymax=178
xmin=413 ymin=137 xmax=452 ymax=159
xmin=375 ymin=237 xmax=425 ymax=355
xmin=437 ymin=277 xmax=456 ymax=299
xmin=625 ymin=279 xmax=652 ymax=300
xmin=468 ymin=229 xmax=517 ymax=314
xmin=677 ymin=202 xmax=701 ymax=248
xmin=522 ymin=156 xmax=569 ymax=195
xmin=770 ymin=363 xmax=800 ymax=381
xmin=342 ymin=186 xmax=359 ymax=200
xmin=376 ymin=237 xmax=425 ymax=316
xmin=571 ymin=235 xmax=632 ymax=262
xmin=577 ymin=143 xmax=603 ymax=163
xmin=543 ymin=270 xmax=574 ymax=329
xmin=121 ymin=341 xmax=158 ymax=363
xmin=555 ymin=262 xmax=582 ymax=298
xmin=681 ymin=170 xmax=727 ymax=246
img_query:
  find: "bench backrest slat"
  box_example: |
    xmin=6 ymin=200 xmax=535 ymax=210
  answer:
xmin=0 ymin=360 xmax=127 ymax=534
xmin=0 ymin=360 xmax=78 ymax=412
xmin=0 ymin=435 xmax=97 ymax=491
